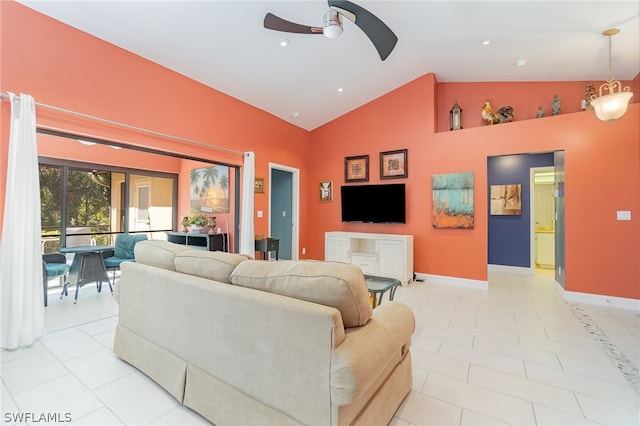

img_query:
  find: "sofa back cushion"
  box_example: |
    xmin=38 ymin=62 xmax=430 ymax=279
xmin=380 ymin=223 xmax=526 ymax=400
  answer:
xmin=230 ymin=260 xmax=372 ymax=327
xmin=134 ymin=240 xmax=190 ymax=271
xmin=175 ymin=251 xmax=251 ymax=284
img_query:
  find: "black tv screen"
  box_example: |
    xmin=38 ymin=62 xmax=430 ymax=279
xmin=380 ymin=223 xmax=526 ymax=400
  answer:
xmin=341 ymin=184 xmax=406 ymax=224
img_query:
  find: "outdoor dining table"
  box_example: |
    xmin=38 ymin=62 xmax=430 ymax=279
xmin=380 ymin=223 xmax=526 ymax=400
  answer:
xmin=59 ymin=245 xmax=114 ymax=303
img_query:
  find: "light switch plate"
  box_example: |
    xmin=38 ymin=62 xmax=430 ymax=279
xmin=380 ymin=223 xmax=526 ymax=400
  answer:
xmin=616 ymin=210 xmax=631 ymax=221
xmin=257 ymin=210 xmax=263 ymax=218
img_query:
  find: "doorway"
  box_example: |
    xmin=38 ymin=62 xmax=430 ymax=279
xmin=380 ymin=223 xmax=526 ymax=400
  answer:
xmin=530 ymin=167 xmax=555 ymax=275
xmin=269 ymin=163 xmax=300 ymax=260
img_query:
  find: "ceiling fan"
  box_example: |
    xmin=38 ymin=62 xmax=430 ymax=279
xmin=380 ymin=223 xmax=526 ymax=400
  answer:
xmin=263 ymin=0 xmax=398 ymax=61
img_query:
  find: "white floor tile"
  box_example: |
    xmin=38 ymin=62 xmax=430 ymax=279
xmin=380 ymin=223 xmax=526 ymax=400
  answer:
xmin=394 ymin=389 xmax=462 ymax=425
xmin=64 ymin=347 xmax=136 ymax=390
xmin=575 ymin=393 xmax=640 ymax=425
xmin=460 ymin=409 xmax=508 ymax=425
xmin=11 ymin=374 xmax=103 ymax=422
xmin=93 ymin=371 xmax=180 ymax=425
xmin=2 ymin=270 xmax=638 ymax=425
xmin=422 ymin=372 xmax=536 ymax=425
xmin=438 ymin=341 xmax=526 ymax=377
xmin=150 ymin=405 xmax=212 ymax=425
xmin=1 ymin=349 xmax=68 ymax=394
xmin=71 ymin=407 xmax=124 ymax=425
xmin=40 ymin=330 xmax=105 ymax=362
xmin=411 ymin=347 xmax=470 ymax=382
xmin=524 ymin=361 xmax=639 ymax=408
xmin=468 ymin=364 xmax=583 ymax=417
xmin=532 ymin=404 xmax=600 ymax=425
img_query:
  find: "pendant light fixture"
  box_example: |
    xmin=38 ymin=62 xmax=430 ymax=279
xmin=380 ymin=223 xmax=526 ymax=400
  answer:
xmin=590 ymin=29 xmax=633 ymax=121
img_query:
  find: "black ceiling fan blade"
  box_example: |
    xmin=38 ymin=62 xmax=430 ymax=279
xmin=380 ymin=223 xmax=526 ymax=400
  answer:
xmin=328 ymin=0 xmax=397 ymax=60
xmin=263 ymin=13 xmax=323 ymax=35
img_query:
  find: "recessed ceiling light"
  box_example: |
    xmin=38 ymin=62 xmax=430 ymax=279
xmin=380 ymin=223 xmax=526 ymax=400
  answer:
xmin=77 ymin=139 xmax=96 ymax=146
xmin=280 ymin=39 xmax=289 ymax=47
xmin=337 ymin=87 xmax=344 ymax=93
xmin=514 ymin=59 xmax=528 ymax=67
xmin=292 ymin=112 xmax=299 ymax=118
xmin=481 ymin=40 xmax=491 ymax=46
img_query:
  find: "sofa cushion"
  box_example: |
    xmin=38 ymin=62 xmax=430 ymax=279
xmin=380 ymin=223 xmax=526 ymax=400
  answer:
xmin=134 ymin=239 xmax=190 ymax=271
xmin=175 ymin=251 xmax=251 ymax=284
xmin=230 ymin=260 xmax=372 ymax=327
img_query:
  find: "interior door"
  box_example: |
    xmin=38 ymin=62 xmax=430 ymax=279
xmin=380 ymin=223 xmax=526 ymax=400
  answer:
xmin=270 ymin=168 xmax=293 ymax=260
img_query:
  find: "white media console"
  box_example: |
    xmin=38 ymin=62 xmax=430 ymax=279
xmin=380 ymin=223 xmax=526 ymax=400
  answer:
xmin=325 ymin=231 xmax=414 ymax=286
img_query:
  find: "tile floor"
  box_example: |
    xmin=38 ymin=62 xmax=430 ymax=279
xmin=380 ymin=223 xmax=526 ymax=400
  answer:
xmin=2 ymin=271 xmax=639 ymax=425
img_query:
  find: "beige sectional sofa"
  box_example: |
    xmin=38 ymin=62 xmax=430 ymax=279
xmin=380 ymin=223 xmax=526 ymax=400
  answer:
xmin=114 ymin=240 xmax=415 ymax=425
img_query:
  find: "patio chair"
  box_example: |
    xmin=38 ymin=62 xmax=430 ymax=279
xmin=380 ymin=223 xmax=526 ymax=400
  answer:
xmin=42 ymin=253 xmax=70 ymax=307
xmin=102 ymin=233 xmax=148 ymax=283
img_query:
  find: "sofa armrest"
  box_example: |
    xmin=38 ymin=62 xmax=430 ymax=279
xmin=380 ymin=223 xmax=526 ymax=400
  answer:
xmin=330 ymin=301 xmax=415 ymax=405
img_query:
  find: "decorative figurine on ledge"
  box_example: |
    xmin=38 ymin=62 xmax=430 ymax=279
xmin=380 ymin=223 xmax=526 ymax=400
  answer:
xmin=481 ymin=101 xmax=514 ymax=125
xmin=450 ymin=101 xmax=462 ymax=130
xmin=551 ymin=95 xmax=561 ymax=115
xmin=536 ymin=106 xmax=545 ymax=118
xmin=582 ymin=84 xmax=596 ymax=110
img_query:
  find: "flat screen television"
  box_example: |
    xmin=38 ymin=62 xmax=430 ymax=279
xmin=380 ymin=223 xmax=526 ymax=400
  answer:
xmin=341 ymin=184 xmax=406 ymax=224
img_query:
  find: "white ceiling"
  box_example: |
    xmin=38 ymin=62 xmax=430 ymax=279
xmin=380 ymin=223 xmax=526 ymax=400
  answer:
xmin=18 ymin=1 xmax=640 ymax=131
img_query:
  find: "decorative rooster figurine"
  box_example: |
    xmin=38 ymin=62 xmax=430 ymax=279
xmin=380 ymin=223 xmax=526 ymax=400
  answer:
xmin=481 ymin=101 xmax=514 ymax=125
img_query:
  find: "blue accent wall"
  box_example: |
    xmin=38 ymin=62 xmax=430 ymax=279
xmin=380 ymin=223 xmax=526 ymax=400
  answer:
xmin=488 ymin=152 xmax=554 ymax=267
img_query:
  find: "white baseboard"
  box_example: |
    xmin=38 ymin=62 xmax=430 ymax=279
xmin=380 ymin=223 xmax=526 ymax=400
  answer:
xmin=415 ymin=273 xmax=488 ymax=290
xmin=488 ymin=264 xmax=534 ymax=275
xmin=555 ymin=284 xmax=640 ymax=311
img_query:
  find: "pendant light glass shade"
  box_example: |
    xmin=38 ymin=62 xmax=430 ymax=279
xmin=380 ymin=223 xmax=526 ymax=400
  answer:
xmin=591 ymin=91 xmax=633 ymax=121
xmin=592 ymin=29 xmax=633 ymax=122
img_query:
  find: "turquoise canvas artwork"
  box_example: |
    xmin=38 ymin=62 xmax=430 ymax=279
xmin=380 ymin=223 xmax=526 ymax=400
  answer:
xmin=432 ymin=172 xmax=474 ymax=229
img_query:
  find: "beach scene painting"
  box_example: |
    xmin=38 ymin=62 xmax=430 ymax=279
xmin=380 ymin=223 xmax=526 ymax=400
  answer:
xmin=432 ymin=172 xmax=474 ymax=229
xmin=190 ymin=166 xmax=230 ymax=213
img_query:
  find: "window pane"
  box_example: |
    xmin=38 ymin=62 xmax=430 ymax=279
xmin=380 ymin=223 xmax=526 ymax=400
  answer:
xmin=66 ymin=169 xmax=111 ymax=247
xmin=40 ymin=165 xmax=62 ymax=253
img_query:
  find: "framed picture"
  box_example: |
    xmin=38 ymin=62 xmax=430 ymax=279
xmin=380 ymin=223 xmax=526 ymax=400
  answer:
xmin=189 ymin=165 xmax=230 ymax=213
xmin=345 ymin=155 xmax=369 ymax=182
xmin=490 ymin=184 xmax=522 ymax=215
xmin=432 ymin=172 xmax=474 ymax=229
xmin=319 ymin=181 xmax=333 ymax=202
xmin=380 ymin=149 xmax=408 ymax=179
xmin=254 ymin=177 xmax=265 ymax=193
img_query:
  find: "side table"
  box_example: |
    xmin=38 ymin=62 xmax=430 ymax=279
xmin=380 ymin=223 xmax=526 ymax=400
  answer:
xmin=255 ymin=239 xmax=279 ymax=260
xmin=364 ymin=275 xmax=400 ymax=308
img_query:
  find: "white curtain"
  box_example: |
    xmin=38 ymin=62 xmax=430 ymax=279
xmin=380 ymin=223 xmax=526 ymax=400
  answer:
xmin=239 ymin=151 xmax=255 ymax=256
xmin=0 ymin=93 xmax=45 ymax=349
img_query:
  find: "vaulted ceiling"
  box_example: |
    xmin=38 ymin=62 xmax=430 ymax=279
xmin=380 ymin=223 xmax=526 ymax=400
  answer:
xmin=19 ymin=1 xmax=640 ymax=130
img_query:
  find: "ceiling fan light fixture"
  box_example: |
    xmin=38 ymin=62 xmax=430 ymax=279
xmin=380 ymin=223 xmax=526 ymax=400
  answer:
xmin=323 ymin=9 xmax=343 ymax=39
xmin=591 ymin=28 xmax=633 ymax=121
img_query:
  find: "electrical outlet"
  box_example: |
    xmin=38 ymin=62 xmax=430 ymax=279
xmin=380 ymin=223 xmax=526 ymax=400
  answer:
xmin=616 ymin=210 xmax=631 ymax=221
xmin=302 ymin=247 xmax=306 ymax=255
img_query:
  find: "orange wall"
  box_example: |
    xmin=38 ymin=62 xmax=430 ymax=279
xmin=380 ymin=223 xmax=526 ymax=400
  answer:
xmin=308 ymin=74 xmax=640 ymax=299
xmin=0 ymin=1 xmax=311 ymax=250
xmin=2 ymin=2 xmax=639 ymax=300
xmin=436 ymin=80 xmax=636 ymax=132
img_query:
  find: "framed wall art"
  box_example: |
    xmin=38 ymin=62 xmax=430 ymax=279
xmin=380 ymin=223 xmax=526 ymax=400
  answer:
xmin=254 ymin=177 xmax=265 ymax=193
xmin=432 ymin=172 xmax=474 ymax=229
xmin=319 ymin=181 xmax=333 ymax=202
xmin=380 ymin=149 xmax=408 ymax=179
xmin=190 ymin=165 xmax=230 ymax=213
xmin=344 ymin=155 xmax=369 ymax=182
xmin=490 ymin=184 xmax=522 ymax=215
